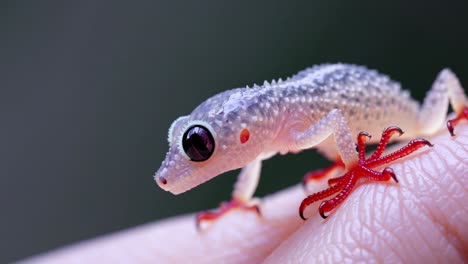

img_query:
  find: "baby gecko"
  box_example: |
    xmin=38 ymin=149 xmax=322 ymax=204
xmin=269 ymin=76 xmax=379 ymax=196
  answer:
xmin=154 ymin=64 xmax=467 ymax=225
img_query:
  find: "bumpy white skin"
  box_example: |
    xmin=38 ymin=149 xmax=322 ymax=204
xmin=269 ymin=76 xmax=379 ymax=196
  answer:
xmin=155 ymin=64 xmax=467 ymax=203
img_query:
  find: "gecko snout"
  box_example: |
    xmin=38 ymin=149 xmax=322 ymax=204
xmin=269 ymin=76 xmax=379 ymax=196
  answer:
xmin=155 ymin=166 xmax=170 ymax=190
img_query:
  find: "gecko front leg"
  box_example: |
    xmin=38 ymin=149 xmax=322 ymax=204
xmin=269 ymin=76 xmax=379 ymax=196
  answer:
xmin=285 ymin=109 xmax=433 ymax=219
xmin=300 ymin=127 xmax=432 ymax=219
xmin=196 ymin=158 xmax=263 ymax=228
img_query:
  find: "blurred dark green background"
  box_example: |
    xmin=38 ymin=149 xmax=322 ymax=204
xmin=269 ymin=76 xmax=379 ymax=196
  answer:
xmin=1 ymin=0 xmax=467 ymax=262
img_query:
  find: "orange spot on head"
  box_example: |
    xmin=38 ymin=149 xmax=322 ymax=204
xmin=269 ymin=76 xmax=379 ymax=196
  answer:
xmin=240 ymin=128 xmax=250 ymax=144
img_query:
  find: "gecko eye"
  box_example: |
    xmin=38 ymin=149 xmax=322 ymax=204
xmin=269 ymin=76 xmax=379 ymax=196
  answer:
xmin=182 ymin=125 xmax=215 ymax=161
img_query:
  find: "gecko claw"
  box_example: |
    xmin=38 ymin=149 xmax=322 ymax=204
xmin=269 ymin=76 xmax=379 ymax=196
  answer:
xmin=385 ymin=126 xmax=404 ymax=137
xmin=299 ymin=198 xmax=310 ymax=220
xmin=422 ymin=139 xmax=434 ymax=147
xmin=299 ymin=209 xmax=307 ymax=221
xmin=408 ymin=138 xmax=434 ymax=148
xmin=358 ymin=131 xmax=372 ymax=141
xmin=447 ymin=122 xmax=455 ymax=137
xmin=383 ymin=167 xmax=398 ymax=183
xmin=318 ymin=201 xmax=329 ymax=219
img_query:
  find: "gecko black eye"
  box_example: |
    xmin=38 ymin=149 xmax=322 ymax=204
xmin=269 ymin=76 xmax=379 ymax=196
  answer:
xmin=182 ymin=125 xmax=215 ymax=161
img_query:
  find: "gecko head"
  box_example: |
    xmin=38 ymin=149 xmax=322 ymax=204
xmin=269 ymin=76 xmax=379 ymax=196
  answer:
xmin=155 ymin=90 xmax=264 ymax=194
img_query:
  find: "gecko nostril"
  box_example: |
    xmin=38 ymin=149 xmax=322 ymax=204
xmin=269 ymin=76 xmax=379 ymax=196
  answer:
xmin=159 ymin=177 xmax=167 ymax=185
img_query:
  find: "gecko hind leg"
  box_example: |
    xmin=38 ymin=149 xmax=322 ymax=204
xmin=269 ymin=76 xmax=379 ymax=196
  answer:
xmin=302 ymin=159 xmax=345 ymax=188
xmin=299 ymin=126 xmax=433 ymax=220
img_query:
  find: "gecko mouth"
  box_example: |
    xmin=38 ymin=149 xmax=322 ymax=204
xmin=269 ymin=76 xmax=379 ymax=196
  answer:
xmin=154 ymin=168 xmax=200 ymax=195
xmin=157 ymin=168 xmax=221 ymax=195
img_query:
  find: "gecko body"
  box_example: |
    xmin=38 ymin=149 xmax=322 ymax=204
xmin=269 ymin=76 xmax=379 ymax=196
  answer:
xmin=155 ymin=63 xmax=467 ymax=220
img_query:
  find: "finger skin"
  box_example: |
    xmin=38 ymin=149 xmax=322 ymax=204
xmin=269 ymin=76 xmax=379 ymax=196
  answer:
xmin=23 ymin=184 xmax=309 ymax=263
xmin=24 ymin=124 xmax=467 ymax=263
xmin=265 ymin=124 xmax=468 ymax=263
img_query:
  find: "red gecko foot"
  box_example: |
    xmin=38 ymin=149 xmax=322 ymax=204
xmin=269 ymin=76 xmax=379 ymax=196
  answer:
xmin=447 ymin=106 xmax=468 ymax=136
xmin=196 ymin=198 xmax=261 ymax=229
xmin=302 ymin=159 xmax=345 ymax=187
xmin=299 ymin=126 xmax=433 ymax=220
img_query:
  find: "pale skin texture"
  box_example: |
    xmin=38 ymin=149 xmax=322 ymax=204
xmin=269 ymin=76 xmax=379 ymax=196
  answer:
xmin=24 ymin=124 xmax=468 ymax=263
